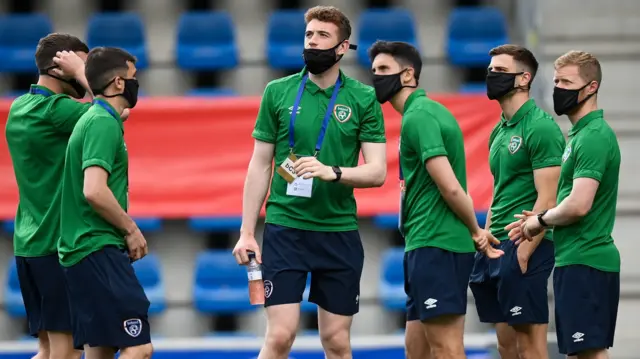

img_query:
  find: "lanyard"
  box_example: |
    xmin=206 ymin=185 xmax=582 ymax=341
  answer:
xmin=92 ymin=99 xmax=119 ymax=119
xmin=29 ymin=88 xmax=51 ymax=97
xmin=289 ymin=74 xmax=341 ymax=155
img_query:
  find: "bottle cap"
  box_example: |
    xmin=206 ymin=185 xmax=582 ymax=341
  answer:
xmin=247 ymin=251 xmax=255 ymax=260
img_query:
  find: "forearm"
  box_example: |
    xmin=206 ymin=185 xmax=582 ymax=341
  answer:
xmin=240 ymin=161 xmax=272 ymax=236
xmin=443 ymin=191 xmax=480 ymax=234
xmin=338 ymin=162 xmax=386 ymax=188
xmin=86 ymin=188 xmax=137 ymax=234
xmin=520 ymin=196 xmax=553 ymax=255
xmin=541 ymin=196 xmax=584 ymax=227
xmin=484 ymin=208 xmax=492 ymax=231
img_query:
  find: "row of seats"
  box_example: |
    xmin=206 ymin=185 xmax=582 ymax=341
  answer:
xmin=0 ymin=7 xmax=508 ymax=72
xmin=2 ymin=213 xmax=487 ymax=318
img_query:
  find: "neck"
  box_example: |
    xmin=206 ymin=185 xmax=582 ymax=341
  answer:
xmin=36 ymin=76 xmax=64 ymax=94
xmin=96 ymin=95 xmax=126 ymax=116
xmin=568 ymin=98 xmax=598 ymax=125
xmin=308 ymin=64 xmax=340 ymax=89
xmin=391 ymin=87 xmax=417 ymax=114
xmin=499 ymin=91 xmax=529 ymax=120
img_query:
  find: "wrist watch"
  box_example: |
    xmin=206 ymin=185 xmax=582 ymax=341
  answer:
xmin=537 ymin=209 xmax=549 ymax=228
xmin=331 ymin=166 xmax=342 ymax=182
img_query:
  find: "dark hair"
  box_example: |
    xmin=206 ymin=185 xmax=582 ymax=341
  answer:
xmin=305 ymin=6 xmax=352 ymax=40
xmin=35 ymin=33 xmax=89 ymax=70
xmin=368 ymin=40 xmax=422 ymax=82
xmin=85 ymin=47 xmax=137 ymax=93
xmin=489 ymin=44 xmax=539 ymax=83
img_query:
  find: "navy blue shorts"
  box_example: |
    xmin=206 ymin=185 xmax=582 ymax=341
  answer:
xmin=15 ymin=254 xmax=72 ymax=337
xmin=404 ymin=246 xmax=474 ymax=322
xmin=554 ymin=265 xmax=619 ymax=356
xmin=63 ymin=246 xmax=151 ymax=350
xmin=261 ymin=224 xmax=364 ymax=316
xmin=469 ymin=239 xmax=554 ymax=326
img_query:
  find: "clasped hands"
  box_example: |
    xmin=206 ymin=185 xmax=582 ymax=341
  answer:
xmin=505 ymin=210 xmax=543 ymax=245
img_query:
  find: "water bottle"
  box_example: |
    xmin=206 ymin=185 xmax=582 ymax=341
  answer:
xmin=246 ymin=252 xmax=265 ymax=305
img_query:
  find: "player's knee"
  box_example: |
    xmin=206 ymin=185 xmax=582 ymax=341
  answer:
xmin=265 ymin=326 xmax=297 ymax=354
xmin=319 ymin=327 xmax=350 ymax=356
xmin=31 ymin=352 xmax=50 ymax=359
xmin=497 ymin=341 xmax=518 ymax=359
xmin=119 ymin=343 xmax=153 ymax=359
xmin=49 ymin=349 xmax=81 ymax=359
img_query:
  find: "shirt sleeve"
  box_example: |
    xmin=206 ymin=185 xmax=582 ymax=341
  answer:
xmin=251 ymin=83 xmax=278 ymax=143
xmin=48 ymin=96 xmax=92 ymax=134
xmin=573 ymin=131 xmax=609 ymax=182
xmin=81 ymin=117 xmax=122 ymax=174
xmin=358 ymin=93 xmax=386 ymax=143
xmin=526 ymin=118 xmax=566 ymax=169
xmin=404 ymin=111 xmax=447 ymax=163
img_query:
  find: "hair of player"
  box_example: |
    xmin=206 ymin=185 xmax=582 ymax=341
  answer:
xmin=368 ymin=40 xmax=422 ymax=83
xmin=304 ymin=6 xmax=352 ymax=41
xmin=35 ymin=33 xmax=89 ymax=70
xmin=554 ymin=50 xmax=603 ymax=86
xmin=85 ymin=47 xmax=137 ymax=93
xmin=489 ymin=44 xmax=539 ymax=84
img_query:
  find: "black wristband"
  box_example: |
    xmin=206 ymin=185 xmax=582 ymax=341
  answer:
xmin=331 ymin=166 xmax=342 ymax=182
xmin=537 ymin=209 xmax=549 ymax=228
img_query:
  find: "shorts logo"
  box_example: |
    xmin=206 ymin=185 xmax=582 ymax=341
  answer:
xmin=572 ymin=332 xmax=584 ymax=342
xmin=508 ymin=136 xmax=522 ymax=154
xmin=510 ymin=306 xmax=522 ymax=316
xmin=333 ymin=104 xmax=352 ymax=123
xmin=264 ymin=280 xmax=274 ymax=298
xmin=424 ymin=298 xmax=437 ymax=309
xmin=123 ymin=318 xmax=142 ymax=338
xmin=562 ymin=145 xmax=572 ymax=162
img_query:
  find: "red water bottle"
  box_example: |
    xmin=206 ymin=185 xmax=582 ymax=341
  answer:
xmin=246 ymin=252 xmax=265 ymax=305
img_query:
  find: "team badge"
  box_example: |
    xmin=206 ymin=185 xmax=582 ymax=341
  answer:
xmin=508 ymin=136 xmax=522 ymax=154
xmin=333 ymin=104 xmax=352 ymax=123
xmin=562 ymin=145 xmax=572 ymax=162
xmin=264 ymin=280 xmax=274 ymax=298
xmin=123 ymin=318 xmax=142 ymax=337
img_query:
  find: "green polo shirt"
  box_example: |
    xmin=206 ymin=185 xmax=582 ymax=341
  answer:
xmin=399 ymin=90 xmax=475 ymax=253
xmin=5 ymin=85 xmax=91 ymax=257
xmin=488 ymin=99 xmax=565 ymax=241
xmin=554 ymin=110 xmax=620 ymax=272
xmin=59 ymin=99 xmax=129 ymax=267
xmin=252 ymin=68 xmax=386 ymax=232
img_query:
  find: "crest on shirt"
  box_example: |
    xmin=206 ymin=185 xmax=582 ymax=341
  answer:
xmin=508 ymin=136 xmax=522 ymax=154
xmin=333 ymin=104 xmax=352 ymax=123
xmin=562 ymin=145 xmax=572 ymax=162
xmin=287 ymin=106 xmax=301 ymax=115
xmin=123 ymin=318 xmax=142 ymax=337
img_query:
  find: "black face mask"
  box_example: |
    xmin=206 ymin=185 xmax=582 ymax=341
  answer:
xmin=486 ymin=71 xmax=524 ymax=100
xmin=302 ymin=41 xmax=357 ymax=75
xmin=553 ymin=82 xmax=595 ymax=116
xmin=372 ymin=70 xmax=416 ymax=104
xmin=94 ymin=77 xmax=140 ymax=109
xmin=39 ymin=66 xmax=86 ymax=99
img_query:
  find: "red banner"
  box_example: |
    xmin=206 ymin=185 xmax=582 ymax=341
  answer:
xmin=0 ymin=95 xmax=500 ymax=219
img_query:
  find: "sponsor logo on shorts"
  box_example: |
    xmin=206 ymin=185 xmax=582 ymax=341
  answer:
xmin=508 ymin=136 xmax=523 ymax=154
xmin=510 ymin=306 xmax=522 ymax=316
xmin=123 ymin=318 xmax=142 ymax=338
xmin=264 ymin=280 xmax=273 ymax=298
xmin=572 ymin=332 xmax=585 ymax=342
xmin=424 ymin=298 xmax=437 ymax=309
xmin=333 ymin=104 xmax=352 ymax=123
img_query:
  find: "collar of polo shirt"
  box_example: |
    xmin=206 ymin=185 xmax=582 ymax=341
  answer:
xmin=501 ymin=98 xmax=536 ymax=127
xmin=568 ymin=109 xmax=604 ymax=136
xmin=298 ymin=67 xmax=347 ymax=96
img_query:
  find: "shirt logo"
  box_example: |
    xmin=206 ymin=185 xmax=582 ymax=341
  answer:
xmin=288 ymin=106 xmax=301 ymax=115
xmin=562 ymin=145 xmax=572 ymax=162
xmin=333 ymin=104 xmax=352 ymax=123
xmin=508 ymin=136 xmax=523 ymax=154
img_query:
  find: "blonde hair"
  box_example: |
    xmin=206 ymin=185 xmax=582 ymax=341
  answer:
xmin=554 ymin=50 xmax=602 ymax=84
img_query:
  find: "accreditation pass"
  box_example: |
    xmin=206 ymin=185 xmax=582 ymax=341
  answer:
xmin=276 ymin=153 xmax=313 ymax=198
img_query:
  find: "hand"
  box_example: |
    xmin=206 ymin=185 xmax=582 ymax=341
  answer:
xmin=232 ymin=233 xmax=262 ymax=265
xmin=121 ymin=108 xmax=130 ymax=122
xmin=52 ymin=51 xmax=85 ymax=80
xmin=471 ymin=229 xmax=504 ymax=259
xmin=516 ymin=245 xmax=530 ymax=274
xmin=505 ymin=210 xmax=540 ymax=245
xmin=293 ymin=157 xmax=336 ymax=181
xmin=125 ymin=227 xmax=148 ymax=262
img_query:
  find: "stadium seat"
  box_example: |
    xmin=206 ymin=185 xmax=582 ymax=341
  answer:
xmin=188 ymin=216 xmax=242 ymax=232
xmin=2 ymin=220 xmax=14 ymax=233
xmin=3 ymin=90 xmax=28 ymax=98
xmin=176 ymin=11 xmax=239 ymax=70
xmin=459 ymin=82 xmax=487 ymax=94
xmin=379 ymin=247 xmax=406 ymax=311
xmin=446 ymin=7 xmax=509 ymax=67
xmin=134 ymin=217 xmax=162 ymax=232
xmin=0 ymin=14 xmax=52 ymax=73
xmin=205 ymin=331 xmax=256 ymax=338
xmin=4 ymin=259 xmax=26 ymax=318
xmin=186 ymin=87 xmax=238 ymax=97
xmin=356 ymin=9 xmax=418 ymax=67
xmin=193 ymin=250 xmax=256 ymax=314
xmin=86 ymin=13 xmax=149 ymax=69
xmin=132 ymin=253 xmax=166 ymax=315
xmin=373 ymin=212 xmax=488 ymax=229
xmin=266 ymin=10 xmax=306 ymax=70
xmin=301 ymin=275 xmax=317 ymax=313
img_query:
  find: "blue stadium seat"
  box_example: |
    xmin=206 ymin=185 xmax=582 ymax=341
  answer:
xmin=3 ymin=90 xmax=28 ymax=98
xmin=193 ymin=250 xmax=256 ymax=314
xmin=446 ymin=7 xmax=508 ymax=67
xmin=356 ymin=9 xmax=418 ymax=67
xmin=0 ymin=14 xmax=52 ymax=73
xmin=134 ymin=217 xmax=162 ymax=232
xmin=205 ymin=331 xmax=256 ymax=338
xmin=373 ymin=212 xmax=488 ymax=229
xmin=188 ymin=216 xmax=242 ymax=232
xmin=4 ymin=259 xmax=26 ymax=318
xmin=132 ymin=253 xmax=166 ymax=315
xmin=266 ymin=10 xmax=306 ymax=70
xmin=176 ymin=11 xmax=238 ymax=70
xmin=86 ymin=13 xmax=149 ymax=69
xmin=2 ymin=220 xmax=14 ymax=233
xmin=379 ymin=247 xmax=406 ymax=311
xmin=459 ymin=82 xmax=487 ymax=94
xmin=301 ymin=275 xmax=317 ymax=313
xmin=186 ymin=87 xmax=238 ymax=97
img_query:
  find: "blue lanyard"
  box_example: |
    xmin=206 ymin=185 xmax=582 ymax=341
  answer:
xmin=398 ymin=139 xmax=404 ymax=181
xmin=92 ymin=99 xmax=119 ymax=119
xmin=289 ymin=74 xmax=341 ymax=155
xmin=29 ymin=88 xmax=51 ymax=97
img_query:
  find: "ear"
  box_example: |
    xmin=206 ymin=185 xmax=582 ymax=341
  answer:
xmin=520 ymin=72 xmax=532 ymax=88
xmin=336 ymin=40 xmax=349 ymax=56
xmin=586 ymin=80 xmax=599 ymax=95
xmin=114 ymin=76 xmax=125 ymax=91
xmin=402 ymin=68 xmax=415 ymax=85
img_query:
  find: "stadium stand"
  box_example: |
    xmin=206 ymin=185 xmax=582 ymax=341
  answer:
xmin=379 ymin=247 xmax=405 ymax=311
xmin=266 ymin=9 xmax=307 ymax=70
xmin=86 ymin=12 xmax=149 ymax=69
xmin=131 ymin=253 xmax=166 ymax=315
xmin=0 ymin=13 xmax=52 ymax=73
xmin=3 ymin=259 xmax=25 ymax=318
xmin=356 ymin=8 xmax=419 ymax=67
